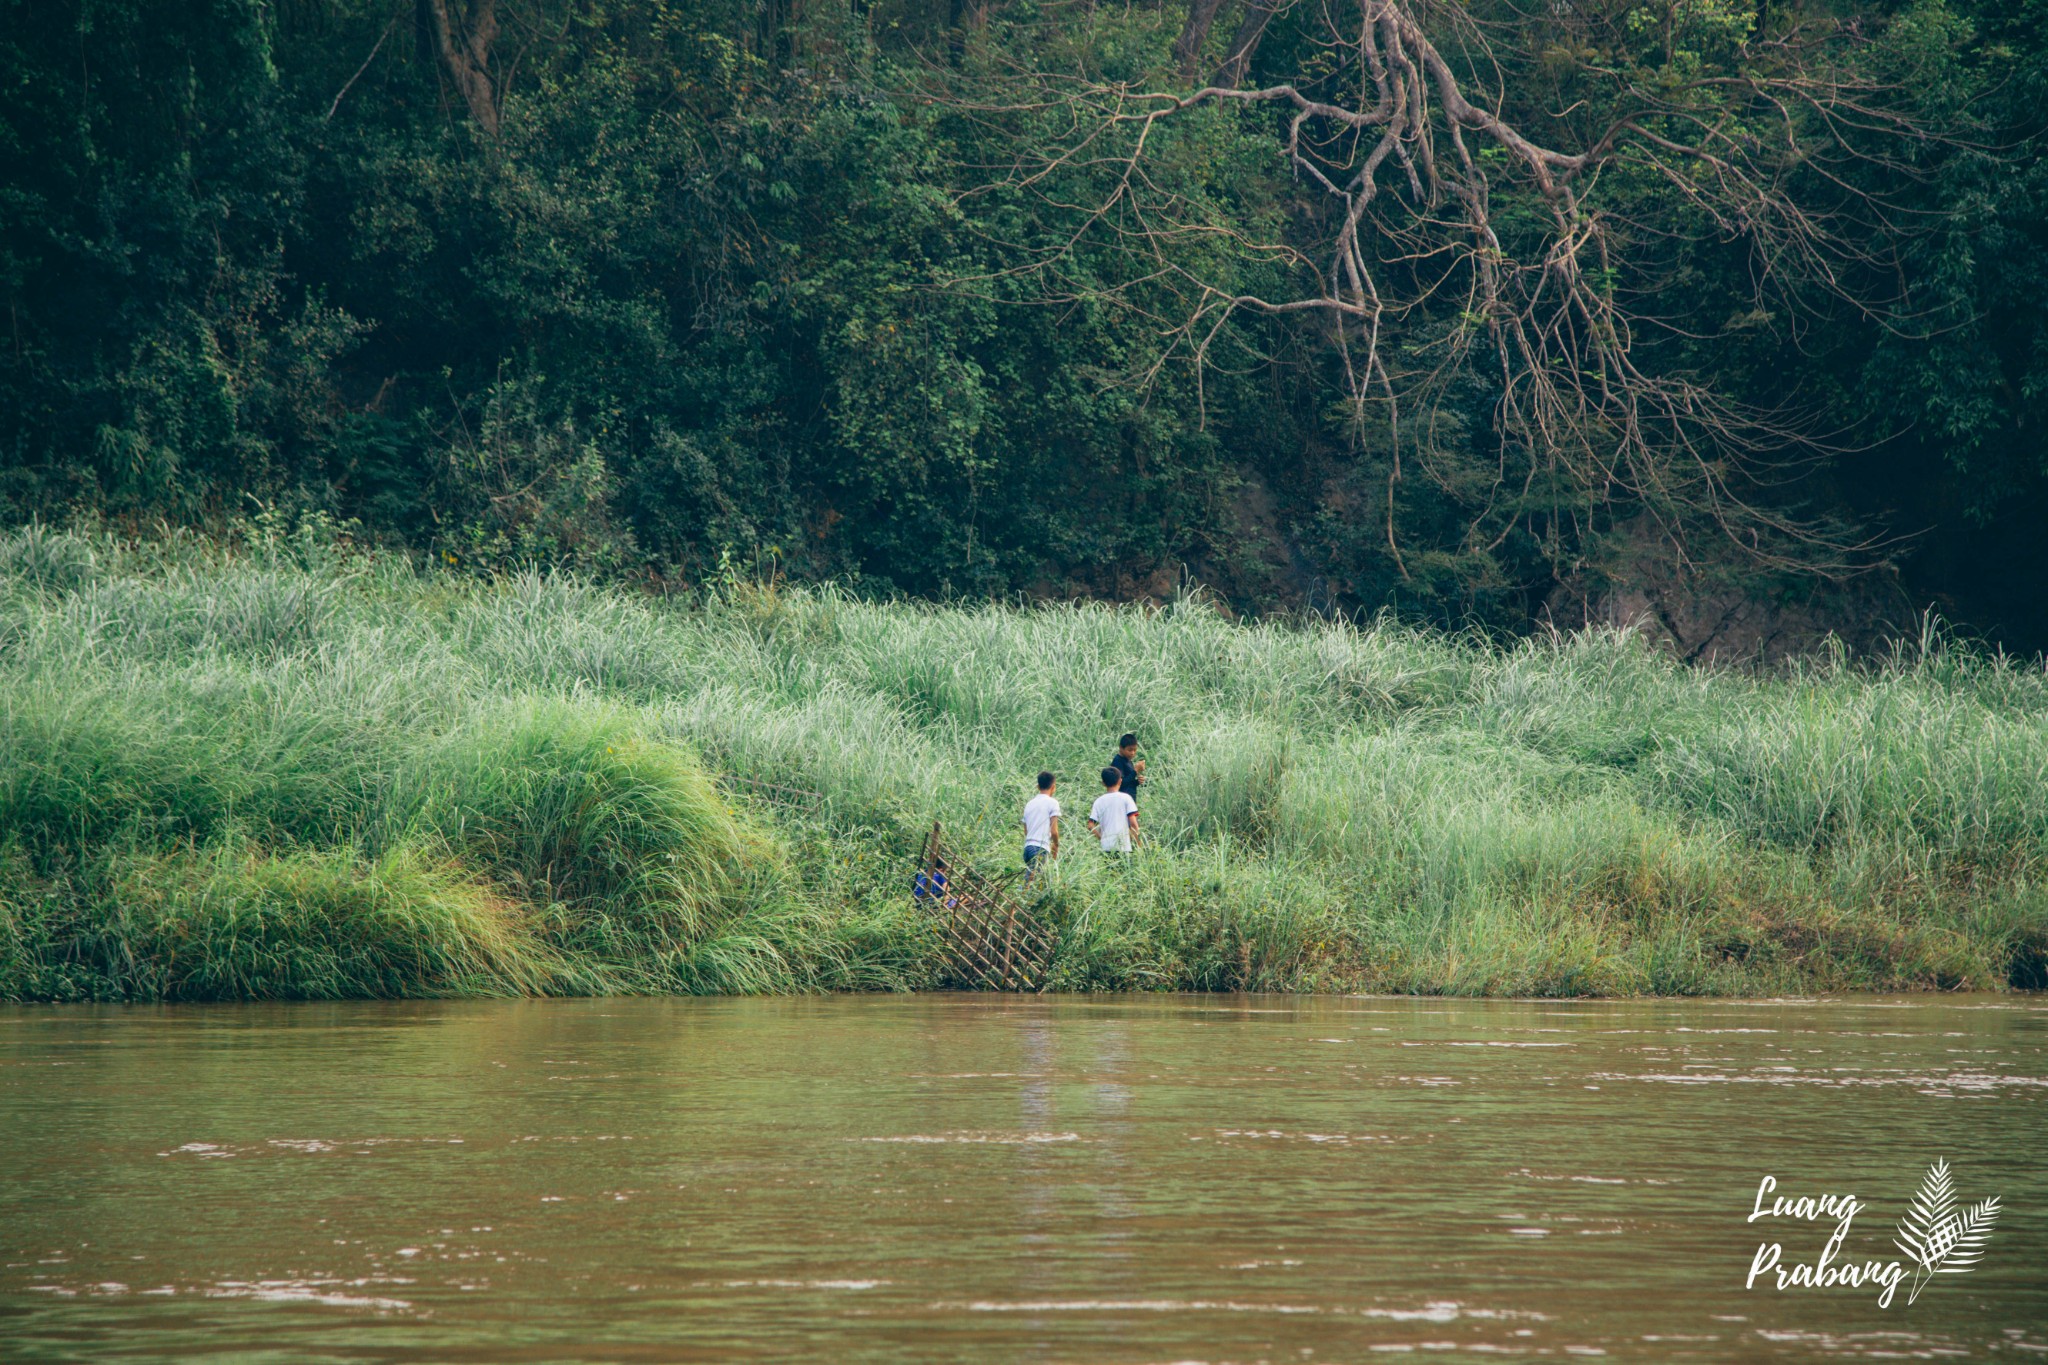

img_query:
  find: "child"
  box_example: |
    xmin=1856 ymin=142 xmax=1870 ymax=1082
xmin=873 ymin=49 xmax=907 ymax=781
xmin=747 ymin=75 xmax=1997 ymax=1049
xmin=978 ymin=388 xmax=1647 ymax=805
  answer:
xmin=1022 ymin=771 xmax=1061 ymax=880
xmin=1088 ymin=766 xmax=1140 ymax=853
xmin=912 ymin=855 xmax=950 ymax=905
xmin=1110 ymin=732 xmax=1145 ymax=804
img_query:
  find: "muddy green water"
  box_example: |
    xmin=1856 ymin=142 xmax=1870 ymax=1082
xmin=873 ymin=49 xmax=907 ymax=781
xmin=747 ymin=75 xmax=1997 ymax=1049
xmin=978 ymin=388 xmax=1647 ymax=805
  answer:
xmin=1 ymin=996 xmax=2044 ymax=1362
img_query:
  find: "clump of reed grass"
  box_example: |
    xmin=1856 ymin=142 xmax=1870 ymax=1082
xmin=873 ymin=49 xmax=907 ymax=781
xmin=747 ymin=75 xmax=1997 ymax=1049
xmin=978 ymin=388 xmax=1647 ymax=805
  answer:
xmin=3 ymin=842 xmax=559 ymax=1001
xmin=0 ymin=521 xmax=101 ymax=594
xmin=1 ymin=523 xmax=2043 ymax=1001
xmin=398 ymin=698 xmax=774 ymax=986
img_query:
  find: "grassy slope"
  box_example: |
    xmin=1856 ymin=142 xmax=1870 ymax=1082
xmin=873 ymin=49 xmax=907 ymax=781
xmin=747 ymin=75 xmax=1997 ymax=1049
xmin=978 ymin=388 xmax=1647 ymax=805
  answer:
xmin=2 ymin=525 xmax=2044 ymax=1000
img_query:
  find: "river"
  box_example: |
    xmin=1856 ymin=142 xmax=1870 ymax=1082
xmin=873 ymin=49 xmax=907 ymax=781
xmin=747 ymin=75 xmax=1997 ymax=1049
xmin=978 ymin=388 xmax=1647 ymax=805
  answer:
xmin=2 ymin=995 xmax=2042 ymax=1361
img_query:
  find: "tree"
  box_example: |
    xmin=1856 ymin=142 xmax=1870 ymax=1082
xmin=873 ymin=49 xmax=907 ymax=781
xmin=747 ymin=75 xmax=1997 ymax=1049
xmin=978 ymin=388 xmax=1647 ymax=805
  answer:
xmin=969 ymin=0 xmax=1970 ymax=585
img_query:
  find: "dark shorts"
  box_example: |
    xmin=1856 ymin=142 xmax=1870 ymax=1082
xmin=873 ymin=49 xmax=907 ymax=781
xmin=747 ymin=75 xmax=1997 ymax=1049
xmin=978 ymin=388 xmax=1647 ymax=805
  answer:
xmin=1024 ymin=845 xmax=1049 ymax=869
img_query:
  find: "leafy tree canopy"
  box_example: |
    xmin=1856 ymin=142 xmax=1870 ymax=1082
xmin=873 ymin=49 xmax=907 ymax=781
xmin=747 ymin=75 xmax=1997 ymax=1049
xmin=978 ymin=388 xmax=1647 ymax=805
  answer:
xmin=1 ymin=0 xmax=2042 ymax=646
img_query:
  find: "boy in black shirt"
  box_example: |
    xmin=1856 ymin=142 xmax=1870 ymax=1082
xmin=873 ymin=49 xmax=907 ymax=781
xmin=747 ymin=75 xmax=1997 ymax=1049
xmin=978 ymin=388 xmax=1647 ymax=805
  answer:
xmin=1110 ymin=733 xmax=1145 ymax=804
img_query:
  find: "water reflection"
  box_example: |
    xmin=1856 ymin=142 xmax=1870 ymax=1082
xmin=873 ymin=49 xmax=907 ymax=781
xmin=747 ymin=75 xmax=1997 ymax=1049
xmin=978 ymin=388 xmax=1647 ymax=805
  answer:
xmin=0 ymin=995 xmax=2042 ymax=1362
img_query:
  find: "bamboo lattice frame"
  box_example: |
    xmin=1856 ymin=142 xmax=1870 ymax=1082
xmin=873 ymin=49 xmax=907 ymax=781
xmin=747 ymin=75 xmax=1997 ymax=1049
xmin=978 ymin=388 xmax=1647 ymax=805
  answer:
xmin=915 ymin=822 xmax=1059 ymax=992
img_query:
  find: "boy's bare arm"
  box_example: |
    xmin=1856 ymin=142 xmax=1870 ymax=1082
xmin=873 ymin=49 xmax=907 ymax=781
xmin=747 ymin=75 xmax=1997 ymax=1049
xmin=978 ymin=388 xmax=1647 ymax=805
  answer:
xmin=1127 ymin=810 xmax=1141 ymax=846
xmin=1050 ymin=815 xmax=1060 ymax=856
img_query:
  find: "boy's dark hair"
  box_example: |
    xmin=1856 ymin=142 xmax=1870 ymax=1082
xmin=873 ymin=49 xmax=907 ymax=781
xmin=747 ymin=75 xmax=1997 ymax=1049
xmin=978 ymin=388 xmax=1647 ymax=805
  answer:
xmin=1101 ymin=766 xmax=1121 ymax=789
xmin=1118 ymin=732 xmax=1138 ymax=750
xmin=1037 ymin=771 xmax=1056 ymax=791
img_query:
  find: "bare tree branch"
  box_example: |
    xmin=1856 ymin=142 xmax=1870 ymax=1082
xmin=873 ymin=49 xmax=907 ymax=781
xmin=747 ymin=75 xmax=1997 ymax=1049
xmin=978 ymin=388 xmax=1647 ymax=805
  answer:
xmin=326 ymin=8 xmax=402 ymax=125
xmin=946 ymin=0 xmax=1957 ymax=578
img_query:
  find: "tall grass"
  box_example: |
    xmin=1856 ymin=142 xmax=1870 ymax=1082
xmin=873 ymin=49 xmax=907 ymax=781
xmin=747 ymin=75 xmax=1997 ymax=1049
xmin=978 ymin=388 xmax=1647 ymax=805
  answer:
xmin=2 ymin=524 xmax=2042 ymax=1000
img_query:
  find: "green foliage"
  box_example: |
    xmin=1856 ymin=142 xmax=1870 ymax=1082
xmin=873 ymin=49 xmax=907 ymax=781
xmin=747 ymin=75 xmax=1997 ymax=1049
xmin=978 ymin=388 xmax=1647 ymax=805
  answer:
xmin=2 ymin=528 xmax=2043 ymax=1000
xmin=2 ymin=0 xmax=2042 ymax=636
xmin=403 ymin=698 xmax=767 ymax=980
xmin=62 ymin=844 xmax=555 ymax=1001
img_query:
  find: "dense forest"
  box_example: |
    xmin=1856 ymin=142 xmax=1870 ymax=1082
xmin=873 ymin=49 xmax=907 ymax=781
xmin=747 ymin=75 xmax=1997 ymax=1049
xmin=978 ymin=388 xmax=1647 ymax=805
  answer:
xmin=3 ymin=0 xmax=2045 ymax=649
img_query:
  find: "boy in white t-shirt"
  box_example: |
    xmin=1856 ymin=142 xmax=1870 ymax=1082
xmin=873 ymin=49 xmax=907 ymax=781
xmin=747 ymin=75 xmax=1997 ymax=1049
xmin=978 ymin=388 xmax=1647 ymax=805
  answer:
xmin=1088 ymin=766 xmax=1140 ymax=853
xmin=1022 ymin=771 xmax=1061 ymax=880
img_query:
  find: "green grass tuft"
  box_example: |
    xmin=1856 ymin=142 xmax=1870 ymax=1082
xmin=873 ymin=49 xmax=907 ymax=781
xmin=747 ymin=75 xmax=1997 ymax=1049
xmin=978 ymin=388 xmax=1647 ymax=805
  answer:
xmin=0 ymin=841 xmax=559 ymax=1001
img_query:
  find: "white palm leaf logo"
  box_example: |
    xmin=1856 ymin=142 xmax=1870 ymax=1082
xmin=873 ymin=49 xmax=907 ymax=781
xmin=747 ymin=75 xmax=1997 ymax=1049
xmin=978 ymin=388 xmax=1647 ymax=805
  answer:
xmin=1893 ymin=1159 xmax=2001 ymax=1305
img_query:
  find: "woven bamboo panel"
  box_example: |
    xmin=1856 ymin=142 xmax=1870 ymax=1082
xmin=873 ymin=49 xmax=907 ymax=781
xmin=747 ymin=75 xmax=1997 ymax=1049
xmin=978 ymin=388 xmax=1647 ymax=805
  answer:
xmin=914 ymin=823 xmax=1058 ymax=991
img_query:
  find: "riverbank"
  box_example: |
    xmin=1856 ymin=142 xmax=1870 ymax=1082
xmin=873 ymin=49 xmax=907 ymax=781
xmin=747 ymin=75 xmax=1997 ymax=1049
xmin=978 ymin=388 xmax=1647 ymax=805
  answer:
xmin=2 ymin=525 xmax=2043 ymax=1000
